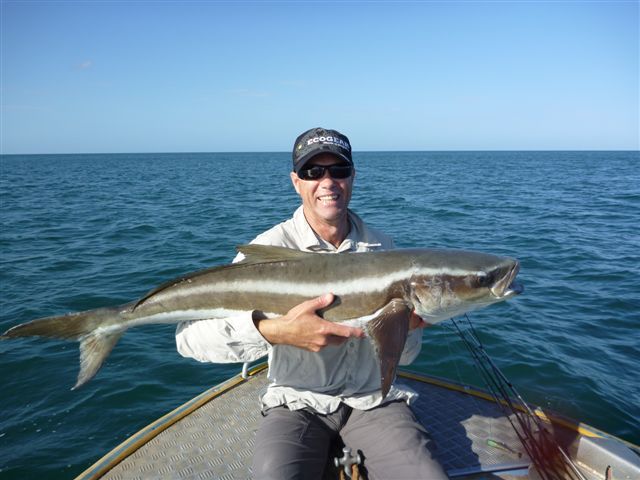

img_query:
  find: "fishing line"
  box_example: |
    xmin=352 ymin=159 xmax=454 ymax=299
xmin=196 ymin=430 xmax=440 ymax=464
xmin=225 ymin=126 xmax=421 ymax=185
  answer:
xmin=447 ymin=315 xmax=588 ymax=480
xmin=443 ymin=323 xmax=496 ymax=441
xmin=452 ymin=317 xmax=553 ymax=477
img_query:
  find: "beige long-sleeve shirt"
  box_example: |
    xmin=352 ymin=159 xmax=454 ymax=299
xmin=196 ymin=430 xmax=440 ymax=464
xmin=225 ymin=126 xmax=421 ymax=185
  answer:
xmin=176 ymin=206 xmax=422 ymax=413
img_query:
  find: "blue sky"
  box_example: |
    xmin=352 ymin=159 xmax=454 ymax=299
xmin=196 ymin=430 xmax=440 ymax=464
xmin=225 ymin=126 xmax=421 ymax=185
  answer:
xmin=1 ymin=1 xmax=638 ymax=154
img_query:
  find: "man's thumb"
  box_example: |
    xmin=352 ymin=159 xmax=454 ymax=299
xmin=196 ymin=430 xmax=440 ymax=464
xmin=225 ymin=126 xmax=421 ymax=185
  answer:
xmin=312 ymin=292 xmax=334 ymax=310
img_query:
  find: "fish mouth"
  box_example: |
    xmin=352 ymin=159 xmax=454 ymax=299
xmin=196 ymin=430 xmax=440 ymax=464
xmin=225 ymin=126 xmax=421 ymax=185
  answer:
xmin=490 ymin=261 xmax=523 ymax=299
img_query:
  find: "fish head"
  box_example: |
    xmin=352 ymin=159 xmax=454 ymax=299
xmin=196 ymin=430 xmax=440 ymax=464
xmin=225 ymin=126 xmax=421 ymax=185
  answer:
xmin=408 ymin=250 xmax=523 ymax=323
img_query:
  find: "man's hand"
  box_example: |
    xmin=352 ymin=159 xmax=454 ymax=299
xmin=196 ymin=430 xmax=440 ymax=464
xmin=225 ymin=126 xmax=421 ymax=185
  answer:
xmin=253 ymin=293 xmax=365 ymax=352
xmin=409 ymin=311 xmax=431 ymax=330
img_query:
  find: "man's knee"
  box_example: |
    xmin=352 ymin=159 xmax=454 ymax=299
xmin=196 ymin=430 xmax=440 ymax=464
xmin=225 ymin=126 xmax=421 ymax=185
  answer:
xmin=341 ymin=401 xmax=448 ymax=479
xmin=252 ymin=407 xmax=333 ymax=480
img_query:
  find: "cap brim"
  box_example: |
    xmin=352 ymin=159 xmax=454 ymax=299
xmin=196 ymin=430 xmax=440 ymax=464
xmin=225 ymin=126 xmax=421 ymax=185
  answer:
xmin=293 ymin=150 xmax=353 ymax=173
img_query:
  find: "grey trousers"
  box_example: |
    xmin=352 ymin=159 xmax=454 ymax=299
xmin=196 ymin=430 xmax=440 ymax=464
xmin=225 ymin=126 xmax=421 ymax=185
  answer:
xmin=252 ymin=400 xmax=448 ymax=480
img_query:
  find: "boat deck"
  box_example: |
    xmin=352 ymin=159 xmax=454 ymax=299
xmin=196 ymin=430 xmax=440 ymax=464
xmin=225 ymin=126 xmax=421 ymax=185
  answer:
xmin=79 ymin=365 xmax=640 ymax=480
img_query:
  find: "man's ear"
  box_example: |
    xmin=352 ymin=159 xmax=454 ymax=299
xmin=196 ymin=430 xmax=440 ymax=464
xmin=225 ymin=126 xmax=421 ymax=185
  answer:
xmin=290 ymin=171 xmax=301 ymax=195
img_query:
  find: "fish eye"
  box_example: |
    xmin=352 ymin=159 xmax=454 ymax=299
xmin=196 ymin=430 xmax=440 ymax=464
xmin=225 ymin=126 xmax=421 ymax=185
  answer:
xmin=475 ymin=272 xmax=495 ymax=288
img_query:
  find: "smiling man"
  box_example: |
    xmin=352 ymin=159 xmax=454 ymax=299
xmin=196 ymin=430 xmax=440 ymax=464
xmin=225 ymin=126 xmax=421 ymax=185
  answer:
xmin=289 ymin=153 xmax=353 ymax=247
xmin=176 ymin=128 xmax=447 ymax=479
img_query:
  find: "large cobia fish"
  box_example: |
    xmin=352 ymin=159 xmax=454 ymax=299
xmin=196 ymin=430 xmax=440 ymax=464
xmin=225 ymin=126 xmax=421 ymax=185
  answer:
xmin=2 ymin=245 xmax=523 ymax=395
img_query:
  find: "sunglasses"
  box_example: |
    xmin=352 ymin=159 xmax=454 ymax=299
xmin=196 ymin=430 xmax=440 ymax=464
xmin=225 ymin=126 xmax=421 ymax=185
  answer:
xmin=297 ymin=164 xmax=353 ymax=181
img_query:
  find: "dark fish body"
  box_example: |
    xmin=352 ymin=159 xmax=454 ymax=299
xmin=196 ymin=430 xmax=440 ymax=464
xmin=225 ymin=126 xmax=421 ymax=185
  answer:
xmin=2 ymin=245 xmax=522 ymax=395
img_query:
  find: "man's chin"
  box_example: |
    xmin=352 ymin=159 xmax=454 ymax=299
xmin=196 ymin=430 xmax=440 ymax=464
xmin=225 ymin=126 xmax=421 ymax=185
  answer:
xmin=315 ymin=206 xmax=347 ymax=222
xmin=318 ymin=203 xmax=345 ymax=214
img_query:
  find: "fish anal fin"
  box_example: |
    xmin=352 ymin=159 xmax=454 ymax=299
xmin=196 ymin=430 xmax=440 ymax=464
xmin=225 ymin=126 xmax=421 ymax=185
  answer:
xmin=73 ymin=330 xmax=123 ymax=390
xmin=365 ymin=299 xmax=412 ymax=398
xmin=236 ymin=244 xmax=312 ymax=264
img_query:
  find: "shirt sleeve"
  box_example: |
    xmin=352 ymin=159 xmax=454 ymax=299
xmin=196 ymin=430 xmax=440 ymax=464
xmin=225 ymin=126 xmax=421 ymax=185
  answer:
xmin=175 ymin=221 xmax=298 ymax=364
xmin=399 ymin=327 xmax=423 ymax=365
xmin=175 ymin=312 xmax=270 ymax=363
xmin=175 ymin=248 xmax=270 ymax=364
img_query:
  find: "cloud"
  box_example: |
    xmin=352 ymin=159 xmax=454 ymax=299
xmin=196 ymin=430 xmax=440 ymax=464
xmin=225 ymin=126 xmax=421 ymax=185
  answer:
xmin=76 ymin=60 xmax=93 ymax=70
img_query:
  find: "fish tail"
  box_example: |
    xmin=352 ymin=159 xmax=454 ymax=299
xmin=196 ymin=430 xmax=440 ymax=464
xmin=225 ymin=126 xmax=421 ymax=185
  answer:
xmin=2 ymin=306 xmax=126 ymax=389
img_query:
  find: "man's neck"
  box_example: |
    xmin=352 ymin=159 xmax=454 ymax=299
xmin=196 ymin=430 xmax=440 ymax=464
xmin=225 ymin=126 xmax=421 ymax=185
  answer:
xmin=303 ymin=208 xmax=350 ymax=249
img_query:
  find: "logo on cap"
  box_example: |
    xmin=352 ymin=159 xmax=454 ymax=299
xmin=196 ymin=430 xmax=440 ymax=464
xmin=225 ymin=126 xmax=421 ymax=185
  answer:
xmin=305 ymin=136 xmax=350 ymax=150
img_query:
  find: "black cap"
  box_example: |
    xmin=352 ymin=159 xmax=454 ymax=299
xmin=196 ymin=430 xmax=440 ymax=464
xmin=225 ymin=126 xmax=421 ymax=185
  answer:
xmin=292 ymin=127 xmax=352 ymax=173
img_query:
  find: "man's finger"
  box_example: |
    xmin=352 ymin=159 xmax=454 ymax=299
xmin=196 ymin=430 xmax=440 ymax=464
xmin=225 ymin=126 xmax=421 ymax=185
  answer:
xmin=304 ymin=293 xmax=334 ymax=311
xmin=322 ymin=320 xmax=365 ymax=339
xmin=409 ymin=311 xmax=430 ymax=330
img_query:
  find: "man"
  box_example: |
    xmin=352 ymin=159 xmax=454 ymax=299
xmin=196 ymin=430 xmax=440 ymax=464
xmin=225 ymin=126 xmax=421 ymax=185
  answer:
xmin=176 ymin=128 xmax=447 ymax=479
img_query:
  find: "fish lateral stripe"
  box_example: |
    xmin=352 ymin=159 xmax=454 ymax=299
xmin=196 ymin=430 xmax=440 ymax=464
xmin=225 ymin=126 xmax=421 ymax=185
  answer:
xmin=127 ymin=308 xmax=255 ymax=327
xmin=145 ymin=266 xmax=486 ymax=306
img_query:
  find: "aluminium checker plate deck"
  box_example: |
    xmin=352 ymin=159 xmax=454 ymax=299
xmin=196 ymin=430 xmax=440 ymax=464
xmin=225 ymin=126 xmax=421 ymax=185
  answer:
xmin=88 ymin=366 xmax=545 ymax=480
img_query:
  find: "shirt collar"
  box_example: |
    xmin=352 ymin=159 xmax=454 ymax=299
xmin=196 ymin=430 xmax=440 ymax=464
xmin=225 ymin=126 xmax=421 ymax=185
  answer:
xmin=292 ymin=206 xmax=379 ymax=253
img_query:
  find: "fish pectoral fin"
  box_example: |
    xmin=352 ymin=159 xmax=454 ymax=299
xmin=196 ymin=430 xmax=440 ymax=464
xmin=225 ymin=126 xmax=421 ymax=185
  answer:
xmin=235 ymin=244 xmax=313 ymax=264
xmin=365 ymin=299 xmax=412 ymax=398
xmin=74 ymin=330 xmax=123 ymax=390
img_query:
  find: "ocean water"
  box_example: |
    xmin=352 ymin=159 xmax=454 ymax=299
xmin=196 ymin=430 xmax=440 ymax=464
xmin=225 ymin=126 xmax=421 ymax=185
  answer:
xmin=0 ymin=151 xmax=638 ymax=478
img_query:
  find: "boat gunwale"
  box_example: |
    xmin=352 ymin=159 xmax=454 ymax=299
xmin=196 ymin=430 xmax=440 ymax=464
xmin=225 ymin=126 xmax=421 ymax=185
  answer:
xmin=398 ymin=369 xmax=639 ymax=448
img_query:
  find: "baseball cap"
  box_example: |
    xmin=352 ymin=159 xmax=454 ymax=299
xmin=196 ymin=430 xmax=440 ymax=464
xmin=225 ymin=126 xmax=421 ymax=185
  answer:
xmin=292 ymin=127 xmax=353 ymax=173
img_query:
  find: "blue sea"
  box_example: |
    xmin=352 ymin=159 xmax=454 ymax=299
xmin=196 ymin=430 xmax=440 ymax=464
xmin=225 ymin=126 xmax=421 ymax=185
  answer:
xmin=0 ymin=151 xmax=638 ymax=478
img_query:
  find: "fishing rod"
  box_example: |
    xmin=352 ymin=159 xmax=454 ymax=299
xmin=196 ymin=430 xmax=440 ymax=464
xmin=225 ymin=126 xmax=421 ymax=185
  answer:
xmin=447 ymin=316 xmax=588 ymax=480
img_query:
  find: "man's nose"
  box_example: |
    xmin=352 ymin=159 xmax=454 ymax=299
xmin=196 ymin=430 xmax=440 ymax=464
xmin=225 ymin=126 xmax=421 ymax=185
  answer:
xmin=318 ymin=170 xmax=336 ymax=183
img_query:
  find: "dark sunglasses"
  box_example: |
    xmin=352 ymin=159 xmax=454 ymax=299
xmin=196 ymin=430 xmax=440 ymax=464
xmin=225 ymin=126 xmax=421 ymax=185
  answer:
xmin=297 ymin=164 xmax=353 ymax=181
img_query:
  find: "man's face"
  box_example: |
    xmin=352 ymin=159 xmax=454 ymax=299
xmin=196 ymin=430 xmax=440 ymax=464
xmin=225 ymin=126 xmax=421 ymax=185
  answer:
xmin=290 ymin=154 xmax=355 ymax=226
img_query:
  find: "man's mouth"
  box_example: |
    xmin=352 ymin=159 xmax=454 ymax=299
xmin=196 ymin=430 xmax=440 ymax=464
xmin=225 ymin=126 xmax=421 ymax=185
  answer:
xmin=318 ymin=194 xmax=339 ymax=205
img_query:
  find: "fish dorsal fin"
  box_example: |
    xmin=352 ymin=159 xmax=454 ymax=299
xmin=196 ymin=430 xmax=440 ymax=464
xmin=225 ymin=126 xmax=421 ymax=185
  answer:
xmin=236 ymin=244 xmax=313 ymax=264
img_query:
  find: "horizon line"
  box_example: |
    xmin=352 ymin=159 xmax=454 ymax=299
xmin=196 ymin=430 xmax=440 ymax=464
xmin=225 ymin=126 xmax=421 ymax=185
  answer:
xmin=1 ymin=148 xmax=639 ymax=157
